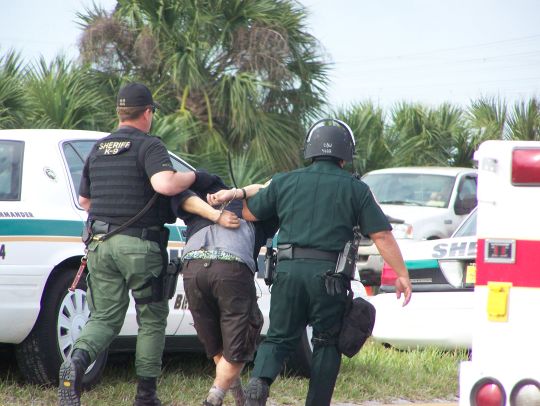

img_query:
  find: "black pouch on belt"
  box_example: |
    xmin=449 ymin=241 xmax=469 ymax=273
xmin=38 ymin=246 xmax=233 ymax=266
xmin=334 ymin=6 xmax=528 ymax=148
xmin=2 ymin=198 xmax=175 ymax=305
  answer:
xmin=338 ymin=291 xmax=376 ymax=358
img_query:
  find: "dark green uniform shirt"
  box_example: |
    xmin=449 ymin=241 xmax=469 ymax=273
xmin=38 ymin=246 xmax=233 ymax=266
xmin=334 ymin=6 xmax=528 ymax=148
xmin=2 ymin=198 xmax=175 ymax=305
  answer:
xmin=247 ymin=160 xmax=391 ymax=251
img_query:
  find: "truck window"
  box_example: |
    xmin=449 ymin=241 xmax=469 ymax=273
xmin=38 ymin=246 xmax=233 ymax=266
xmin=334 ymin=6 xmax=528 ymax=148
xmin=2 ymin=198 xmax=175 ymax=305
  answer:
xmin=454 ymin=175 xmax=477 ymax=214
xmin=363 ymin=173 xmax=455 ymax=208
xmin=0 ymin=140 xmax=24 ymax=201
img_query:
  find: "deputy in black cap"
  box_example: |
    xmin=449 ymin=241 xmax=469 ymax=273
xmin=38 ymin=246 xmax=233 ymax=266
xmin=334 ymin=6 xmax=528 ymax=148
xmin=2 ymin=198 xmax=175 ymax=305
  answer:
xmin=58 ymin=82 xmax=199 ymax=406
xmin=223 ymin=118 xmax=413 ymax=406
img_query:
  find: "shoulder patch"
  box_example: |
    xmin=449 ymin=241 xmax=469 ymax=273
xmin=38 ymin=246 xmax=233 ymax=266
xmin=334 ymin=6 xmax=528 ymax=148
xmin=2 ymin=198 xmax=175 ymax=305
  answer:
xmin=97 ymin=140 xmax=132 ymax=155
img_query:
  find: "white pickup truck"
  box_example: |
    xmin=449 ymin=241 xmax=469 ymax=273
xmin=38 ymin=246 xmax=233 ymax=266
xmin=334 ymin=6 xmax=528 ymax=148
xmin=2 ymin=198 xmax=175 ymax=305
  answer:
xmin=357 ymin=166 xmax=478 ymax=290
xmin=0 ymin=129 xmax=325 ymax=387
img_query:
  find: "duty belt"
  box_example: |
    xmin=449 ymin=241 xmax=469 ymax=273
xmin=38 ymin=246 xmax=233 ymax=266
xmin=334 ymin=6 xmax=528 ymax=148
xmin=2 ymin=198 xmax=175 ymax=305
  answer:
xmin=91 ymin=220 xmax=162 ymax=244
xmin=276 ymin=244 xmax=339 ymax=262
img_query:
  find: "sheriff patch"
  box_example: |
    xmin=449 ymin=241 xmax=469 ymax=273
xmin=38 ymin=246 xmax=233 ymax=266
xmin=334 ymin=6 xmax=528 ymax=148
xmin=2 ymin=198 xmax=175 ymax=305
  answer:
xmin=97 ymin=140 xmax=132 ymax=155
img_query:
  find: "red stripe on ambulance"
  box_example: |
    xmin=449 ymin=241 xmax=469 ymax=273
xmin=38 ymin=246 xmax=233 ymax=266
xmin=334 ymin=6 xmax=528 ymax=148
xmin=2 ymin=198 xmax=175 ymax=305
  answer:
xmin=476 ymin=238 xmax=540 ymax=288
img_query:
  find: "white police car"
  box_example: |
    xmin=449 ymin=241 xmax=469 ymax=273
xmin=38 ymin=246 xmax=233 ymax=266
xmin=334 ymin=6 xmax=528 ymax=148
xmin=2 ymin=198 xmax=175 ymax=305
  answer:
xmin=0 ymin=129 xmax=316 ymax=387
xmin=370 ymin=207 xmax=477 ymax=349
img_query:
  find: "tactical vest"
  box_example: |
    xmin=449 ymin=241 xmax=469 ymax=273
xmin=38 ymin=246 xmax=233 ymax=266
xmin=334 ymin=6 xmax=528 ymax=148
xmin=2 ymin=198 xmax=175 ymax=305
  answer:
xmin=88 ymin=127 xmax=174 ymax=227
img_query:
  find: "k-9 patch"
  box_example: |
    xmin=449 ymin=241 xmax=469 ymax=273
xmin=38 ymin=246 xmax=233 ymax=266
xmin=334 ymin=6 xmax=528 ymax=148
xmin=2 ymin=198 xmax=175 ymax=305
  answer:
xmin=97 ymin=140 xmax=132 ymax=155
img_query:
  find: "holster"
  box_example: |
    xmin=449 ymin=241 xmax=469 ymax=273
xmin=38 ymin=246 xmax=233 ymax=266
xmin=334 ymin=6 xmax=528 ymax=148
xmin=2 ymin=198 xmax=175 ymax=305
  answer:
xmin=164 ymin=257 xmax=182 ymax=299
xmin=81 ymin=218 xmax=94 ymax=247
xmin=264 ymin=238 xmax=276 ymax=286
xmin=134 ymin=227 xmax=175 ymax=305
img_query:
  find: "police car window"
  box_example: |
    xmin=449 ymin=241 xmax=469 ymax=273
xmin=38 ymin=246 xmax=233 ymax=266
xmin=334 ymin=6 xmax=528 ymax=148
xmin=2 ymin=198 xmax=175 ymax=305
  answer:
xmin=453 ymin=209 xmax=477 ymax=238
xmin=169 ymin=153 xmax=193 ymax=173
xmin=62 ymin=140 xmax=96 ymax=195
xmin=0 ymin=140 xmax=24 ymax=201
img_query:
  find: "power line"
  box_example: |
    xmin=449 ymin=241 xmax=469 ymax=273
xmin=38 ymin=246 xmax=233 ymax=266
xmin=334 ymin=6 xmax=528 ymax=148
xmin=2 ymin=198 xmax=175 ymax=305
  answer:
xmin=332 ymin=34 xmax=540 ymax=64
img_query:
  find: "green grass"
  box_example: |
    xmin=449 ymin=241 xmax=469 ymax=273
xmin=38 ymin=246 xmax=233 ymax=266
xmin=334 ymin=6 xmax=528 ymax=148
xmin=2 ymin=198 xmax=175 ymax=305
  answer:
xmin=0 ymin=342 xmax=468 ymax=405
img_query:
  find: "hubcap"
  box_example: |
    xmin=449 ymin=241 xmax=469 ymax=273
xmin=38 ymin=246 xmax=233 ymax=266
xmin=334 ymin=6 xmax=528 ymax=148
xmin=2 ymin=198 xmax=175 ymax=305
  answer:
xmin=57 ymin=288 xmax=96 ymax=372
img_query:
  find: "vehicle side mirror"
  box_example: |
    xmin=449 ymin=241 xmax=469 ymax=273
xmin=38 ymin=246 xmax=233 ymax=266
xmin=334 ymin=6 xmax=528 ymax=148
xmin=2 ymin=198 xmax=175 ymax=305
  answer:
xmin=455 ymin=196 xmax=477 ymax=215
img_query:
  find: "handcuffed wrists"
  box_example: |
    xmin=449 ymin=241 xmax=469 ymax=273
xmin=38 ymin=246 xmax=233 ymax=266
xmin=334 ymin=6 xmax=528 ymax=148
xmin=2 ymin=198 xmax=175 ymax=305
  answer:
xmin=212 ymin=209 xmax=222 ymax=223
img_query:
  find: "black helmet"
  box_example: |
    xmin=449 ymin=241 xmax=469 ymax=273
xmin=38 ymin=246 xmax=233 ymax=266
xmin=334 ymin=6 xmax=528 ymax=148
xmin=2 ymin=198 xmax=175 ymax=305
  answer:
xmin=303 ymin=118 xmax=355 ymax=162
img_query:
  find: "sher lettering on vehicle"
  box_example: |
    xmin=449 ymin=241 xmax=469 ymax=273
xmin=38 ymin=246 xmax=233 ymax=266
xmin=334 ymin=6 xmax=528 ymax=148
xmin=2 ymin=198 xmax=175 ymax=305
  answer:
xmin=432 ymin=241 xmax=477 ymax=259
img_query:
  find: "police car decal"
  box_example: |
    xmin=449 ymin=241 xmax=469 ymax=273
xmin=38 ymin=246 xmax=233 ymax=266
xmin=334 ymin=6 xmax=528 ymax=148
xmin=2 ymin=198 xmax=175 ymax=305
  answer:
xmin=0 ymin=218 xmax=187 ymax=246
xmin=432 ymin=241 xmax=477 ymax=259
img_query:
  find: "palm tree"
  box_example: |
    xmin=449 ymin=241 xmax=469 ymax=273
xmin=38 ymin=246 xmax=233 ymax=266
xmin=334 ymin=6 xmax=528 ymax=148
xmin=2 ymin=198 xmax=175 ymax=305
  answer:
xmin=334 ymin=102 xmax=392 ymax=175
xmin=76 ymin=0 xmax=329 ymax=182
xmin=466 ymin=97 xmax=508 ymax=140
xmin=507 ymin=98 xmax=540 ymax=140
xmin=0 ymin=50 xmax=27 ymax=129
xmin=388 ymin=102 xmax=462 ymax=167
xmin=24 ymin=56 xmax=113 ymax=130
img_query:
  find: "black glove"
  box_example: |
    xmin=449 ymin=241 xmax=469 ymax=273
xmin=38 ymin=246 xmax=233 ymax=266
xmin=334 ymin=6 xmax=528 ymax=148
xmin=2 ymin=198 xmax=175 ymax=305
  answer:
xmin=192 ymin=170 xmax=220 ymax=191
xmin=324 ymin=271 xmax=347 ymax=296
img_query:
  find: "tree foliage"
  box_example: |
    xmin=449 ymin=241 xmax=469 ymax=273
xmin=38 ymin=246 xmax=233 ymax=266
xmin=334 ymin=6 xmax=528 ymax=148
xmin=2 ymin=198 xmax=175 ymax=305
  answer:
xmin=1 ymin=1 xmax=540 ymax=183
xmin=76 ymin=0 xmax=329 ymax=181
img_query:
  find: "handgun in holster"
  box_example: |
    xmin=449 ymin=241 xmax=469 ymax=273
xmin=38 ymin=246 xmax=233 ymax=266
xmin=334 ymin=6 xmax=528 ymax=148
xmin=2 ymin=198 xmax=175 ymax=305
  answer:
xmin=138 ymin=227 xmax=181 ymax=304
xmin=334 ymin=226 xmax=362 ymax=280
xmin=264 ymin=238 xmax=277 ymax=286
xmin=163 ymin=257 xmax=182 ymax=299
xmin=325 ymin=226 xmax=362 ymax=296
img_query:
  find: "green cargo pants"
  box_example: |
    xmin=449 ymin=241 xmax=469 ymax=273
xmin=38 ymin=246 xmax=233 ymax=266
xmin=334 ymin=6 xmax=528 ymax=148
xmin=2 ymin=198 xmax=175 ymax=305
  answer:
xmin=74 ymin=234 xmax=169 ymax=378
xmin=251 ymin=259 xmax=347 ymax=406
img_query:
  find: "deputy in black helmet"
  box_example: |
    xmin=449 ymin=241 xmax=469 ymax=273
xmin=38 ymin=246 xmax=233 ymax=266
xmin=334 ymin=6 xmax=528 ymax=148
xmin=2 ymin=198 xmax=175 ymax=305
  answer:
xmin=58 ymin=83 xmax=197 ymax=406
xmin=239 ymin=119 xmax=412 ymax=406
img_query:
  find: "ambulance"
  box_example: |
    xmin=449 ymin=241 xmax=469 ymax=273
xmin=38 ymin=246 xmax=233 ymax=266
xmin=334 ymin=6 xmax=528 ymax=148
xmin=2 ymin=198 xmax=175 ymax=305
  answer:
xmin=459 ymin=140 xmax=540 ymax=405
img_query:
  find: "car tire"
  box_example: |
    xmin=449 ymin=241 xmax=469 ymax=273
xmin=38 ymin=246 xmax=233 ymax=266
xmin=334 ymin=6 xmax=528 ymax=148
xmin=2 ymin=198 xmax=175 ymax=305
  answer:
xmin=15 ymin=268 xmax=107 ymax=387
xmin=284 ymin=326 xmax=313 ymax=378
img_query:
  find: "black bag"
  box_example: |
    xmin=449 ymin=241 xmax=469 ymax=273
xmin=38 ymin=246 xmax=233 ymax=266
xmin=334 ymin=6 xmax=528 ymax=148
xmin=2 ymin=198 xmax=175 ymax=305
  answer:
xmin=338 ymin=295 xmax=376 ymax=358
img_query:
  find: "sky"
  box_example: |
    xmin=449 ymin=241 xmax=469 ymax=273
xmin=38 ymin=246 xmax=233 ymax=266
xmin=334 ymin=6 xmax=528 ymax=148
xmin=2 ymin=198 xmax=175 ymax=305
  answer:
xmin=1 ymin=0 xmax=540 ymax=110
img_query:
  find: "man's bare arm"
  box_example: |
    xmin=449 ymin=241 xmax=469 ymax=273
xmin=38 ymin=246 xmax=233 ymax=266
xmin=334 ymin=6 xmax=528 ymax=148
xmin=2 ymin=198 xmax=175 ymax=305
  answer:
xmin=79 ymin=196 xmax=91 ymax=212
xmin=150 ymin=170 xmax=196 ymax=196
xmin=370 ymin=230 xmax=412 ymax=306
xmin=206 ymin=183 xmax=266 ymax=206
xmin=241 ymin=201 xmax=258 ymax=222
xmin=181 ymin=195 xmax=240 ymax=229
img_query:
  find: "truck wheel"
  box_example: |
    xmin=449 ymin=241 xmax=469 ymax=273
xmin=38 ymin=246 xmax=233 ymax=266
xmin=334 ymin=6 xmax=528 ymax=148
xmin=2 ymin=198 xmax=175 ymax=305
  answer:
xmin=285 ymin=326 xmax=313 ymax=378
xmin=15 ymin=268 xmax=107 ymax=387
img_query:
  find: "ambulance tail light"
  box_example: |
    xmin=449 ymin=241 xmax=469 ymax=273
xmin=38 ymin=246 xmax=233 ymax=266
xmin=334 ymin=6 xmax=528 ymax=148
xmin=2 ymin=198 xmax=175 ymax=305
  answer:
xmin=512 ymin=148 xmax=540 ymax=185
xmin=380 ymin=262 xmax=397 ymax=287
xmin=510 ymin=379 xmax=540 ymax=405
xmin=470 ymin=378 xmax=506 ymax=406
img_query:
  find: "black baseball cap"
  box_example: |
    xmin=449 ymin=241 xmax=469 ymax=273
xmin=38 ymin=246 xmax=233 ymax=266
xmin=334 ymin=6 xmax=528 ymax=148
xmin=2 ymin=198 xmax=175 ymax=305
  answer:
xmin=117 ymin=83 xmax=157 ymax=108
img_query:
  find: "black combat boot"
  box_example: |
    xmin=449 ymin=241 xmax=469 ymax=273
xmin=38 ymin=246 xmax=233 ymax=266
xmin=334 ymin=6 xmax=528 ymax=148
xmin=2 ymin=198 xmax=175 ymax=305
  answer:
xmin=58 ymin=348 xmax=91 ymax=406
xmin=133 ymin=376 xmax=162 ymax=406
xmin=244 ymin=377 xmax=270 ymax=406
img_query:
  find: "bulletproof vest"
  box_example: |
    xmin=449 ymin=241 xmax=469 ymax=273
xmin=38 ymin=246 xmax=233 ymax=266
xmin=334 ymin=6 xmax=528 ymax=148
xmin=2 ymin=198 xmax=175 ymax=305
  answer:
xmin=88 ymin=127 xmax=174 ymax=227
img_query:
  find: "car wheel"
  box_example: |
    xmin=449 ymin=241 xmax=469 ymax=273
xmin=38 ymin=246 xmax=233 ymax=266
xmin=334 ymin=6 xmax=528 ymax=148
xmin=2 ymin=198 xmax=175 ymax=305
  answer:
xmin=15 ymin=268 xmax=107 ymax=387
xmin=284 ymin=326 xmax=313 ymax=378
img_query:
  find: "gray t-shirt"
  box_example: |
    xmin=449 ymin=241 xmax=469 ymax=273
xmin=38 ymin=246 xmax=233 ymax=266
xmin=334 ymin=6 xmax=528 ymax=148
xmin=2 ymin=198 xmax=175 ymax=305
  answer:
xmin=182 ymin=219 xmax=256 ymax=273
